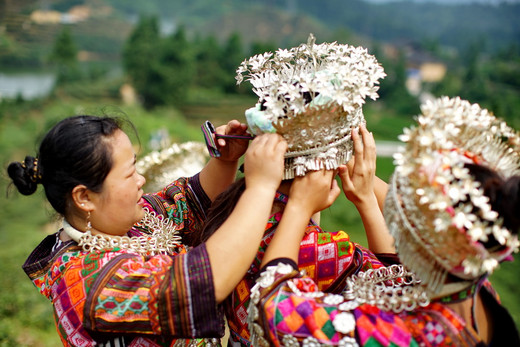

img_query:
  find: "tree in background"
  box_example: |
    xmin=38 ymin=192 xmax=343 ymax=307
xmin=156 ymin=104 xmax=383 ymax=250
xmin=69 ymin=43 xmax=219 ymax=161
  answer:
xmin=459 ymin=42 xmax=489 ymax=105
xmin=158 ymin=26 xmax=196 ymax=105
xmin=249 ymin=40 xmax=277 ymax=57
xmin=122 ymin=16 xmax=161 ymax=109
xmin=486 ymin=43 xmax=520 ymax=128
xmin=123 ymin=19 xmax=250 ymax=107
xmin=48 ymin=27 xmax=81 ymax=83
xmin=219 ymin=32 xmax=244 ymax=93
xmin=193 ymin=35 xmax=227 ymax=90
xmin=123 ymin=18 xmax=196 ymax=109
xmin=427 ymin=41 xmax=520 ymax=128
xmin=376 ymin=48 xmax=420 ymax=117
xmin=0 ymin=32 xmax=18 ymax=66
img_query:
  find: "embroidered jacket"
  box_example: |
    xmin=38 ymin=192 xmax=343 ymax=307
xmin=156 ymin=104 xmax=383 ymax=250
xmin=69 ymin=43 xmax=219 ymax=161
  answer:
xmin=248 ymin=260 xmax=520 ymax=347
xmin=224 ymin=192 xmax=399 ymax=346
xmin=22 ymin=175 xmax=225 ymax=346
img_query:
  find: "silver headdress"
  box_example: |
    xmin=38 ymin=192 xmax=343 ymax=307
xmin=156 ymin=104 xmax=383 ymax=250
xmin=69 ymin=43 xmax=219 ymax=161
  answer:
xmin=136 ymin=141 xmax=209 ymax=193
xmin=236 ymin=34 xmax=386 ymax=179
xmin=384 ymin=96 xmax=520 ymax=295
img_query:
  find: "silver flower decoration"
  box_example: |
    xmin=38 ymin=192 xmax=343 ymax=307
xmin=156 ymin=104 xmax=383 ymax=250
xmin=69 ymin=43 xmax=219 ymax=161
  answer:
xmin=332 ymin=312 xmax=356 ymax=334
xmin=386 ymin=96 xmax=520 ymax=293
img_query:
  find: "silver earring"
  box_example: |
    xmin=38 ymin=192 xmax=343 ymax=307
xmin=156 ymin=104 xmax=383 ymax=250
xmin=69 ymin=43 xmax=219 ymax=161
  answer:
xmin=86 ymin=211 xmax=92 ymax=233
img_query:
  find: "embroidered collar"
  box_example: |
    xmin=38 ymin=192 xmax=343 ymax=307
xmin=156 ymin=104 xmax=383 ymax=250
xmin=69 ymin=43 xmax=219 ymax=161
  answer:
xmin=436 ymin=275 xmax=487 ymax=304
xmin=437 ymin=282 xmax=478 ymax=304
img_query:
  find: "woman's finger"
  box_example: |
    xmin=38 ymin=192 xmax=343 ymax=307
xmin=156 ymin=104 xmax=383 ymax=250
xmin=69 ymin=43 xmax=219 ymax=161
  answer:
xmin=360 ymin=123 xmax=376 ymax=164
xmin=352 ymin=126 xmax=363 ymax=160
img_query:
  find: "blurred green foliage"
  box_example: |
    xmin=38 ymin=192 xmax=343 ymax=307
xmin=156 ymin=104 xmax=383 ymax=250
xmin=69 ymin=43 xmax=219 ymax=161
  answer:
xmin=117 ymin=20 xmax=520 ymax=129
xmin=48 ymin=28 xmax=82 ymax=83
xmin=122 ymin=16 xmax=247 ymax=109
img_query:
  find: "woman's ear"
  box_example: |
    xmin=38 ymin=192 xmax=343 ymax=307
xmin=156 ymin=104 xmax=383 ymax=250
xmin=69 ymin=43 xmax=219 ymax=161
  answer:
xmin=71 ymin=185 xmax=93 ymax=211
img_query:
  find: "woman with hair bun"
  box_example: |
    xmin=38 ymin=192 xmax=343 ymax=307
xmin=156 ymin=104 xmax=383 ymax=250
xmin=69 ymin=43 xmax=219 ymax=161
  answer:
xmin=8 ymin=114 xmax=290 ymax=346
xmin=247 ymin=97 xmax=520 ymax=347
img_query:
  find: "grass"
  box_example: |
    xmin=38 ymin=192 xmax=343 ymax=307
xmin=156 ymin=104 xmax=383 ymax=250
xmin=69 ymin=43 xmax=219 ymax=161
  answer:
xmin=0 ymin=203 xmax=61 ymax=346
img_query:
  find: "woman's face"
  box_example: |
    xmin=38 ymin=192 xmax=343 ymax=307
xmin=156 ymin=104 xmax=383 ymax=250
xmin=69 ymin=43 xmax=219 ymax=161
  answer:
xmin=89 ymin=129 xmax=146 ymax=236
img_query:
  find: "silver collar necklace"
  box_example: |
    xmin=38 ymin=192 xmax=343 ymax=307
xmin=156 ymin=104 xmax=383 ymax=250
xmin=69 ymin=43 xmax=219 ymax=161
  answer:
xmin=62 ymin=208 xmax=183 ymax=256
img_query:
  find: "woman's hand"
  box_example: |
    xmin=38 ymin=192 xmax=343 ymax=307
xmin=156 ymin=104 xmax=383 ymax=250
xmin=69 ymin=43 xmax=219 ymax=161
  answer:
xmin=214 ymin=120 xmax=249 ymax=162
xmin=206 ymin=133 xmax=286 ymax=302
xmin=289 ymin=169 xmax=340 ymax=217
xmin=338 ymin=124 xmax=395 ymax=253
xmin=200 ymin=120 xmax=251 ymax=201
xmin=339 ymin=123 xmax=376 ymax=206
xmin=244 ymin=133 xmax=287 ymax=192
xmin=261 ymin=169 xmax=339 ymax=267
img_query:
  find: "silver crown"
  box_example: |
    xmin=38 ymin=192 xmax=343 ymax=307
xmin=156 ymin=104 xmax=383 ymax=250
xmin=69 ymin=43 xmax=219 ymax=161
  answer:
xmin=384 ymin=96 xmax=520 ymax=294
xmin=136 ymin=141 xmax=209 ymax=192
xmin=236 ymin=34 xmax=386 ymax=179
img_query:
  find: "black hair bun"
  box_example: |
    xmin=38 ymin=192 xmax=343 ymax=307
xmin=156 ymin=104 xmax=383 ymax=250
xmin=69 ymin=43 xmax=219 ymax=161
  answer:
xmin=7 ymin=156 xmax=40 ymax=195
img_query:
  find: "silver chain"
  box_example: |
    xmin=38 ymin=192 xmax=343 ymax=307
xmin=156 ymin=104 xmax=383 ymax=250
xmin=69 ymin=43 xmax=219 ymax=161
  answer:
xmin=343 ymin=264 xmax=430 ymax=313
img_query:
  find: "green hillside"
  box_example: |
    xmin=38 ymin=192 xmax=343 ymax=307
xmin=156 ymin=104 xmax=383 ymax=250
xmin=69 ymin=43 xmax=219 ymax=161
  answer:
xmin=2 ymin=0 xmax=519 ymax=66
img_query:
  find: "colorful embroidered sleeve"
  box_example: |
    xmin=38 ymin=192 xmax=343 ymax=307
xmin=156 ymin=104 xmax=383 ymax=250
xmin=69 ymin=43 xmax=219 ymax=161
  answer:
xmin=248 ymin=261 xmax=418 ymax=347
xmin=254 ymin=210 xmax=389 ymax=293
xmin=225 ymin=209 xmax=395 ymax=346
xmin=142 ymin=174 xmax=211 ymax=246
xmin=24 ymin=233 xmax=223 ymax=345
xmin=398 ymin=303 xmax=477 ymax=346
xmin=79 ymin=244 xmax=223 ymax=338
xmin=297 ymin=227 xmax=388 ymax=293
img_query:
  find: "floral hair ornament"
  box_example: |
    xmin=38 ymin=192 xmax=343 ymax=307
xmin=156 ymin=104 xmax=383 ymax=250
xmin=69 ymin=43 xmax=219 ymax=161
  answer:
xmin=384 ymin=96 xmax=520 ymax=295
xmin=236 ymin=33 xmax=386 ymax=179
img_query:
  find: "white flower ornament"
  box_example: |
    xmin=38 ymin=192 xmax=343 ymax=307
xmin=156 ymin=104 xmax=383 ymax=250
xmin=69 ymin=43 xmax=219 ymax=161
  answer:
xmin=236 ymin=33 xmax=386 ymax=179
xmin=384 ymin=96 xmax=520 ymax=294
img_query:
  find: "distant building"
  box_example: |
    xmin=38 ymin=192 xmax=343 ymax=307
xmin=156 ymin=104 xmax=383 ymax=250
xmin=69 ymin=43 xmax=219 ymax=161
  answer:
xmin=405 ymin=68 xmax=422 ymax=96
xmin=68 ymin=6 xmax=91 ymax=22
xmin=120 ymin=83 xmax=138 ymax=106
xmin=405 ymin=44 xmax=446 ymax=84
xmin=30 ymin=4 xmax=112 ymax=25
xmin=383 ymin=40 xmax=447 ymax=97
xmin=419 ymin=62 xmax=447 ymax=83
xmin=30 ymin=10 xmax=62 ymax=24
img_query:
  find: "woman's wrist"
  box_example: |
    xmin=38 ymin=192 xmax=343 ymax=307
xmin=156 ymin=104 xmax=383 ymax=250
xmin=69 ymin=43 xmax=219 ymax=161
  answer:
xmin=243 ymin=183 xmax=278 ymax=201
xmin=352 ymin=192 xmax=378 ymax=210
xmin=210 ymin=157 xmax=240 ymax=169
xmin=284 ymin=199 xmax=315 ymax=220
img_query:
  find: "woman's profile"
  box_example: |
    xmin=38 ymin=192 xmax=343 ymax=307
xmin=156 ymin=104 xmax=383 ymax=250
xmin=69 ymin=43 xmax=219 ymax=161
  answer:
xmin=8 ymin=115 xmax=288 ymax=346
